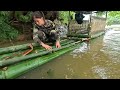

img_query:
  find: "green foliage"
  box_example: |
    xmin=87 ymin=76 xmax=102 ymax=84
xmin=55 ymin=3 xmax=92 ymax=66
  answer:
xmin=107 ymin=11 xmax=120 ymax=25
xmin=59 ymin=11 xmax=69 ymax=25
xmin=70 ymin=11 xmax=75 ymax=20
xmin=96 ymin=11 xmax=106 ymax=18
xmin=15 ymin=11 xmax=32 ymax=23
xmin=59 ymin=11 xmax=75 ymax=25
xmin=0 ymin=17 xmax=19 ymax=40
xmin=0 ymin=11 xmax=19 ymax=40
xmin=0 ymin=11 xmax=12 ymax=23
xmin=96 ymin=12 xmax=103 ymax=16
xmin=108 ymin=11 xmax=120 ymax=17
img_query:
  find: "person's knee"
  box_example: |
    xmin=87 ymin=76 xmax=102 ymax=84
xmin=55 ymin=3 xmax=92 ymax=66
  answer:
xmin=50 ymin=30 xmax=58 ymax=37
xmin=50 ymin=30 xmax=58 ymax=41
xmin=50 ymin=30 xmax=57 ymax=34
xmin=37 ymin=31 xmax=46 ymax=41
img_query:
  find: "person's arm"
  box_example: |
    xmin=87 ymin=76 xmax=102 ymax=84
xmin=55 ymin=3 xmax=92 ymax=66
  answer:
xmin=33 ymin=25 xmax=52 ymax=50
xmin=33 ymin=26 xmax=42 ymax=44
xmin=44 ymin=20 xmax=61 ymax=48
xmin=48 ymin=20 xmax=61 ymax=48
xmin=55 ymin=31 xmax=61 ymax=48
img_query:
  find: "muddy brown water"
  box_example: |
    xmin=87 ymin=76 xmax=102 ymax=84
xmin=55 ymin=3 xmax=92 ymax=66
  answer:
xmin=5 ymin=29 xmax=120 ymax=79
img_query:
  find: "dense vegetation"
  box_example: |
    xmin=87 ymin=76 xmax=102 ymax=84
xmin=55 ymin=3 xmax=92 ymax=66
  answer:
xmin=0 ymin=11 xmax=75 ymax=41
xmin=0 ymin=11 xmax=33 ymax=41
xmin=59 ymin=11 xmax=75 ymax=25
xmin=0 ymin=11 xmax=19 ymax=40
xmin=107 ymin=11 xmax=120 ymax=25
xmin=1 ymin=11 xmax=114 ymax=42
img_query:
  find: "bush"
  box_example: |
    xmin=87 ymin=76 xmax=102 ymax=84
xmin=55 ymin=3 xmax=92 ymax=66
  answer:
xmin=107 ymin=11 xmax=120 ymax=25
xmin=59 ymin=11 xmax=75 ymax=25
xmin=15 ymin=11 xmax=32 ymax=23
xmin=0 ymin=17 xmax=19 ymax=40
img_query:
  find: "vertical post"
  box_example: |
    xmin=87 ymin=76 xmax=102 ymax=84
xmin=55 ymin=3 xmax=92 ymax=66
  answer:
xmin=106 ymin=11 xmax=107 ymax=19
xmin=68 ymin=11 xmax=71 ymax=34
xmin=105 ymin=11 xmax=107 ymax=28
xmin=88 ymin=11 xmax=92 ymax=36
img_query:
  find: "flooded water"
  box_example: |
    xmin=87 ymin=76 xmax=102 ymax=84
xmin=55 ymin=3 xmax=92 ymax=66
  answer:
xmin=18 ymin=29 xmax=120 ymax=79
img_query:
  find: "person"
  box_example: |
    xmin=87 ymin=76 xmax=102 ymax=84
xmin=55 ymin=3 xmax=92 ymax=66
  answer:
xmin=32 ymin=11 xmax=61 ymax=50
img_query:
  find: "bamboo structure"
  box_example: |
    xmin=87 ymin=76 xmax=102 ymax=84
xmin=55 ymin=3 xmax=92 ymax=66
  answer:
xmin=0 ymin=39 xmax=68 ymax=55
xmin=67 ymin=34 xmax=90 ymax=38
xmin=0 ymin=11 xmax=107 ymax=79
xmin=0 ymin=40 xmax=75 ymax=67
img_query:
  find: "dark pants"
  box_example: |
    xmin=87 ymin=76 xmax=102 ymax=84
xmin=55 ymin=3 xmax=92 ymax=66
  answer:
xmin=37 ymin=30 xmax=58 ymax=44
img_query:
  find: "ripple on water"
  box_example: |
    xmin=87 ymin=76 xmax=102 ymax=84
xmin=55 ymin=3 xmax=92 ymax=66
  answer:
xmin=71 ymin=42 xmax=90 ymax=58
xmin=102 ymin=29 xmax=120 ymax=64
xmin=92 ymin=65 xmax=108 ymax=79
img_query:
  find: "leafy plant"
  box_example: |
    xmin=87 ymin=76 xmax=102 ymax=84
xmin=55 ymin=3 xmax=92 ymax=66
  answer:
xmin=107 ymin=11 xmax=120 ymax=25
xmin=96 ymin=11 xmax=104 ymax=16
xmin=15 ymin=11 xmax=32 ymax=23
xmin=0 ymin=17 xmax=19 ymax=40
xmin=59 ymin=11 xmax=75 ymax=25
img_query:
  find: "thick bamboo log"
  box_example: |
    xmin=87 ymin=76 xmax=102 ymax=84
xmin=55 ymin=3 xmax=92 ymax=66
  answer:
xmin=0 ymin=39 xmax=68 ymax=55
xmin=0 ymin=41 xmax=81 ymax=67
xmin=0 ymin=41 xmax=83 ymax=79
xmin=67 ymin=34 xmax=90 ymax=38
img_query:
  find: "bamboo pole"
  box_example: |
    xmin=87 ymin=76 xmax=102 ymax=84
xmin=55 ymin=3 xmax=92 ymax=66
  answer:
xmin=0 ymin=43 xmax=83 ymax=79
xmin=0 ymin=39 xmax=68 ymax=55
xmin=67 ymin=34 xmax=90 ymax=38
xmin=0 ymin=40 xmax=81 ymax=67
xmin=0 ymin=40 xmax=74 ymax=61
xmin=0 ymin=31 xmax=105 ymax=79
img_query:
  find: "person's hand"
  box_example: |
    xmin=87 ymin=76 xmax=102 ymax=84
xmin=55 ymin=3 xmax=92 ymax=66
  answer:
xmin=56 ymin=41 xmax=61 ymax=48
xmin=41 ymin=43 xmax=52 ymax=50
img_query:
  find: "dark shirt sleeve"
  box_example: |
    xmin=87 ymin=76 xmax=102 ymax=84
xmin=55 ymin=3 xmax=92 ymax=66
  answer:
xmin=33 ymin=25 xmax=42 ymax=44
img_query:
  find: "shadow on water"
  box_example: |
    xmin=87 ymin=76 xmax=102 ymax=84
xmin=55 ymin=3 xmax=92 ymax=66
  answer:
xmin=18 ymin=29 xmax=120 ymax=79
